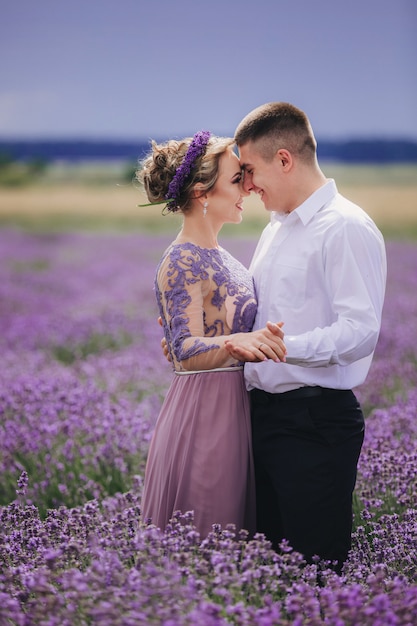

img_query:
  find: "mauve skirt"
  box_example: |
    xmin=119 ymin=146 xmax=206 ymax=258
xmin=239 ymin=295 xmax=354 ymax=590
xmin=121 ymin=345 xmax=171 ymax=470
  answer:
xmin=141 ymin=368 xmax=256 ymax=538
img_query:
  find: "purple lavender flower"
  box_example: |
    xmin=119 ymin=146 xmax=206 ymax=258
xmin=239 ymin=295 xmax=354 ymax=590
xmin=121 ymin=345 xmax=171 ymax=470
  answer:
xmin=165 ymin=130 xmax=211 ymax=211
xmin=16 ymin=471 xmax=28 ymax=497
xmin=1 ymin=231 xmax=417 ymax=624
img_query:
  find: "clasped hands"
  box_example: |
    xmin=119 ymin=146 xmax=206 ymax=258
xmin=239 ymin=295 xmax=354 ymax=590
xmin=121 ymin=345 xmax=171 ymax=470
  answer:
xmin=159 ymin=318 xmax=286 ymax=364
xmin=224 ymin=321 xmax=286 ymax=363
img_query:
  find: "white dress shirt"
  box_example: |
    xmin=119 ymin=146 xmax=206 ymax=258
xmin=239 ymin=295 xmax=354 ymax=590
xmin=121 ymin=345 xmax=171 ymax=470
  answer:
xmin=245 ymin=179 xmax=387 ymax=393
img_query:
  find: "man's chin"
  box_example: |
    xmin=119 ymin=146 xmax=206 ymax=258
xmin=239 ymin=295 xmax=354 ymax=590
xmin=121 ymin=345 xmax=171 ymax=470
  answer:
xmin=260 ymin=198 xmax=275 ymax=212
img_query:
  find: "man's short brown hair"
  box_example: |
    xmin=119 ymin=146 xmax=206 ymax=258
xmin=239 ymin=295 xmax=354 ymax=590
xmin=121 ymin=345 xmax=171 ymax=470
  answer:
xmin=235 ymin=102 xmax=317 ymax=162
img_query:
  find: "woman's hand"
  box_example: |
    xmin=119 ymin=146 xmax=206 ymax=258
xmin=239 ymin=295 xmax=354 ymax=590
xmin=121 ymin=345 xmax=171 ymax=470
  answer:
xmin=224 ymin=321 xmax=286 ymax=363
xmin=158 ymin=315 xmax=286 ymax=364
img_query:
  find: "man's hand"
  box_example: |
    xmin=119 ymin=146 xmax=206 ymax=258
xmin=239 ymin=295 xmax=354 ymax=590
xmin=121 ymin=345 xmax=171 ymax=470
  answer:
xmin=158 ymin=316 xmax=171 ymax=362
xmin=224 ymin=321 xmax=286 ymax=363
xmin=158 ymin=316 xmax=286 ymax=365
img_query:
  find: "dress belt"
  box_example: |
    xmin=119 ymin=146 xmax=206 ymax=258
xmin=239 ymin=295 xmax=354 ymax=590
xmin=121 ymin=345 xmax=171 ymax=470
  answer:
xmin=174 ymin=366 xmax=243 ymax=375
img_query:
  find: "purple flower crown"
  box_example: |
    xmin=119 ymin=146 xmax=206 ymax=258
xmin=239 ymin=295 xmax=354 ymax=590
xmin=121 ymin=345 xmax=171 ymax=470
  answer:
xmin=165 ymin=130 xmax=211 ymax=211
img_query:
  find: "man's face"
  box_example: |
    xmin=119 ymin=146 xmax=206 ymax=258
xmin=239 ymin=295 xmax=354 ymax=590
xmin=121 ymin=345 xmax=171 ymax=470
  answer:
xmin=239 ymin=141 xmax=289 ymax=213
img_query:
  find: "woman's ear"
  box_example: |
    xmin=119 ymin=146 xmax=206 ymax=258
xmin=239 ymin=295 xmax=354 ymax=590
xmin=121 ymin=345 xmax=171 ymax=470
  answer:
xmin=192 ymin=183 xmax=207 ymax=201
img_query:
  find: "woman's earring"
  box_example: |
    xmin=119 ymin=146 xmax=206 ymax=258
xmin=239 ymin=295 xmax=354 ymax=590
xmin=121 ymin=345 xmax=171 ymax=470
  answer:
xmin=203 ymin=201 xmax=208 ymax=217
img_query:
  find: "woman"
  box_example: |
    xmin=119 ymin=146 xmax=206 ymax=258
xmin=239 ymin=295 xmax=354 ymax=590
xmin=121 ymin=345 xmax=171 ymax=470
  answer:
xmin=138 ymin=131 xmax=286 ymax=537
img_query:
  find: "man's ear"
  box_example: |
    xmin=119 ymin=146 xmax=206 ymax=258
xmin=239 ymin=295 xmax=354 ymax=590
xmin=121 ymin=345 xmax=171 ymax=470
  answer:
xmin=275 ymin=148 xmax=292 ymax=171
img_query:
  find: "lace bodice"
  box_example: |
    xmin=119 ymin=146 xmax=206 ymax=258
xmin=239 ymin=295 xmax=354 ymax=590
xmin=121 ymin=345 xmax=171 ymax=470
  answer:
xmin=155 ymin=242 xmax=257 ymax=371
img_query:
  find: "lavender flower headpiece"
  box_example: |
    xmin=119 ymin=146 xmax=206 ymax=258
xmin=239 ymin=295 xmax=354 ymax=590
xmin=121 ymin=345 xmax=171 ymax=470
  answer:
xmin=165 ymin=130 xmax=211 ymax=211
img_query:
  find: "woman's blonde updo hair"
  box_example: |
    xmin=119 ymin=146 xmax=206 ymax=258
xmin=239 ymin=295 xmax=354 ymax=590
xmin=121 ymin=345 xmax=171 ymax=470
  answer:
xmin=137 ymin=135 xmax=234 ymax=212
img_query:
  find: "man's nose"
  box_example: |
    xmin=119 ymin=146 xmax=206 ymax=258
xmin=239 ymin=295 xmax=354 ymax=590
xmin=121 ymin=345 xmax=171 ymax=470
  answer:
xmin=240 ymin=184 xmax=250 ymax=197
xmin=243 ymin=173 xmax=253 ymax=193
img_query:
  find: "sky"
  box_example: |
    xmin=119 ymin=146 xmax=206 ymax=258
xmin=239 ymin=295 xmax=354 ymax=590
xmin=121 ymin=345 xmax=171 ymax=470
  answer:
xmin=1 ymin=0 xmax=416 ymax=141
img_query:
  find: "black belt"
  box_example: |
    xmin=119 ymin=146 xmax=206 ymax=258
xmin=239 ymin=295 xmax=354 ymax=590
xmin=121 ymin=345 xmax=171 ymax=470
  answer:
xmin=250 ymin=386 xmax=344 ymax=404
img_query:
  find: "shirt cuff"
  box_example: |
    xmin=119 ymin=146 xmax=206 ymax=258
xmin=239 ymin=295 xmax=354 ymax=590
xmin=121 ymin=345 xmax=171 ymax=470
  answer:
xmin=284 ymin=334 xmax=307 ymax=363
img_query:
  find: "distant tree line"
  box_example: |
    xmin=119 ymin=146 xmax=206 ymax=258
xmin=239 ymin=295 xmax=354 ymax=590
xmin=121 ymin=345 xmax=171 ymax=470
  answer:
xmin=1 ymin=138 xmax=417 ymax=164
xmin=0 ymin=151 xmax=48 ymax=186
xmin=317 ymin=139 xmax=417 ymax=163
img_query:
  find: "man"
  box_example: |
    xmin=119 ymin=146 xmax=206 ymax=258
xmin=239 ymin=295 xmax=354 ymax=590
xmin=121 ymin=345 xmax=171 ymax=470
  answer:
xmin=225 ymin=102 xmax=387 ymax=572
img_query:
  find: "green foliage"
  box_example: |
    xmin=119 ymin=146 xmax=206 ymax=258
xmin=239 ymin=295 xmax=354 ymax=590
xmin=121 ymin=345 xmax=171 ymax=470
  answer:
xmin=123 ymin=160 xmax=140 ymax=183
xmin=352 ymin=491 xmax=409 ymax=532
xmin=11 ymin=259 xmax=50 ymax=272
xmin=0 ymin=152 xmax=48 ymax=186
xmin=1 ymin=447 xmax=146 ymax=519
xmin=52 ymin=331 xmax=133 ymax=365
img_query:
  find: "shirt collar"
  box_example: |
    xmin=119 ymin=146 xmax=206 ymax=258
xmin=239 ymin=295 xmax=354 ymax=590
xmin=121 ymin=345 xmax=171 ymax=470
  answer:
xmin=270 ymin=179 xmax=338 ymax=226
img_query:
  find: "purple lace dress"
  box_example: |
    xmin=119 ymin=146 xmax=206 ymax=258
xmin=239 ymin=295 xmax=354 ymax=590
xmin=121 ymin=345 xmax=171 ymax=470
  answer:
xmin=141 ymin=242 xmax=257 ymax=537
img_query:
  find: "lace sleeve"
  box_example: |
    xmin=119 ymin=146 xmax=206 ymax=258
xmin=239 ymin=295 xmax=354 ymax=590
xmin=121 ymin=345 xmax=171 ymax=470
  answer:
xmin=156 ymin=246 xmax=241 ymax=371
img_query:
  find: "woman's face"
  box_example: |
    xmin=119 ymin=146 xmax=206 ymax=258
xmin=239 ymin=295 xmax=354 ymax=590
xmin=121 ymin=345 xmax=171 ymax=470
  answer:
xmin=206 ymin=148 xmax=248 ymax=225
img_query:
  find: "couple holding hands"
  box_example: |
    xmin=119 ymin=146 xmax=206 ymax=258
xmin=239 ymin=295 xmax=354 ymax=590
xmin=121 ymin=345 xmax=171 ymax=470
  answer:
xmin=138 ymin=102 xmax=387 ymax=573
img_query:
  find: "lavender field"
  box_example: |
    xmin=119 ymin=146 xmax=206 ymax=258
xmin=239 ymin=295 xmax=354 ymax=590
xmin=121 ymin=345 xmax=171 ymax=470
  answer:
xmin=1 ymin=229 xmax=417 ymax=625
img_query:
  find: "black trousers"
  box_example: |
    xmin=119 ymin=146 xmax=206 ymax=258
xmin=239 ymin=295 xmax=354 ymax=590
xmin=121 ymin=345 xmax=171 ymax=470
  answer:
xmin=250 ymin=387 xmax=364 ymax=571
